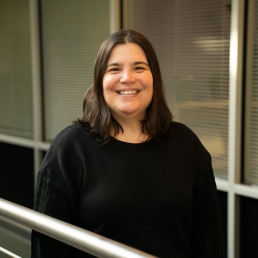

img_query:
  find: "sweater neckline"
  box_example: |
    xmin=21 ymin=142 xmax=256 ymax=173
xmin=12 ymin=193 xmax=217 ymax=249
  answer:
xmin=108 ymin=134 xmax=163 ymax=150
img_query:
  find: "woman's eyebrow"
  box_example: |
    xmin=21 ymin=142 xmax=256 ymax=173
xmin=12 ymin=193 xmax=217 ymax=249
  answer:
xmin=106 ymin=62 xmax=121 ymax=67
xmin=107 ymin=61 xmax=149 ymax=67
xmin=133 ymin=61 xmax=149 ymax=66
xmin=106 ymin=61 xmax=149 ymax=67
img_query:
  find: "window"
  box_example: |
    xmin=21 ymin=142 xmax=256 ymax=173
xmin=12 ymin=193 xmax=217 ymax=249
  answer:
xmin=0 ymin=0 xmax=33 ymax=139
xmin=41 ymin=0 xmax=110 ymax=141
xmin=123 ymin=0 xmax=231 ymax=178
xmin=244 ymin=0 xmax=258 ymax=186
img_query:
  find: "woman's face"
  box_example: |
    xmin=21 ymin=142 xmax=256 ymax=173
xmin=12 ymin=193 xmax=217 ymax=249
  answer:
xmin=103 ymin=43 xmax=153 ymax=121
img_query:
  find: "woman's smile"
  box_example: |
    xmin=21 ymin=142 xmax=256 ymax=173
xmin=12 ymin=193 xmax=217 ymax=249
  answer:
xmin=116 ymin=90 xmax=139 ymax=95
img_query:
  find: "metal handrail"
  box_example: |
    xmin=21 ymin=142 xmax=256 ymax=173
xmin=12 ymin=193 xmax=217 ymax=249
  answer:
xmin=0 ymin=198 xmax=157 ymax=258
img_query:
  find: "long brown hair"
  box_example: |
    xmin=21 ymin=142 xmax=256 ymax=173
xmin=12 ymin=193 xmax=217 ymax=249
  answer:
xmin=74 ymin=29 xmax=172 ymax=144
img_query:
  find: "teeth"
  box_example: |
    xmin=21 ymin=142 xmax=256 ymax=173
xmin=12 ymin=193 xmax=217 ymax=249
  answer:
xmin=118 ymin=90 xmax=138 ymax=95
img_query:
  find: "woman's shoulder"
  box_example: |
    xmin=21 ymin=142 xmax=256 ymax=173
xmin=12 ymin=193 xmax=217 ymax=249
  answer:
xmin=51 ymin=124 xmax=93 ymax=146
xmin=169 ymin=121 xmax=208 ymax=154
xmin=44 ymin=124 xmax=97 ymax=162
xmin=54 ymin=123 xmax=88 ymax=139
xmin=169 ymin=121 xmax=197 ymax=138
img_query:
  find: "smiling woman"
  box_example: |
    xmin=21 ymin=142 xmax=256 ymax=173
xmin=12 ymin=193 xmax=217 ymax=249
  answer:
xmin=74 ymin=29 xmax=172 ymax=144
xmin=31 ymin=30 xmax=225 ymax=258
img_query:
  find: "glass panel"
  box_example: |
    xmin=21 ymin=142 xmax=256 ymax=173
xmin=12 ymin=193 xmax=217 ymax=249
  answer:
xmin=240 ymin=196 xmax=258 ymax=257
xmin=0 ymin=219 xmax=31 ymax=258
xmin=218 ymin=191 xmax=228 ymax=256
xmin=244 ymin=0 xmax=258 ymax=185
xmin=0 ymin=0 xmax=33 ymax=139
xmin=0 ymin=142 xmax=34 ymax=209
xmin=41 ymin=0 xmax=110 ymax=141
xmin=123 ymin=0 xmax=231 ymax=178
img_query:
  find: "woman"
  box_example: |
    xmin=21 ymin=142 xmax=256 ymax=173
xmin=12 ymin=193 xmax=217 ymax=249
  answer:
xmin=31 ymin=29 xmax=224 ymax=257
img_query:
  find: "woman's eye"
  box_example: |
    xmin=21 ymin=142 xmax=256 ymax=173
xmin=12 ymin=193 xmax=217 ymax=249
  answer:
xmin=110 ymin=68 xmax=120 ymax=72
xmin=135 ymin=67 xmax=144 ymax=71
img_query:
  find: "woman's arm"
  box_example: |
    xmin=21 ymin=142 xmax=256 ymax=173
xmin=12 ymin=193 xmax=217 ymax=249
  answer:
xmin=31 ymin=166 xmax=78 ymax=257
xmin=191 ymin=150 xmax=225 ymax=258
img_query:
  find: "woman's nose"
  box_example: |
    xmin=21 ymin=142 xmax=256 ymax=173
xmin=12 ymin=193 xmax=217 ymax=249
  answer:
xmin=120 ymin=70 xmax=136 ymax=84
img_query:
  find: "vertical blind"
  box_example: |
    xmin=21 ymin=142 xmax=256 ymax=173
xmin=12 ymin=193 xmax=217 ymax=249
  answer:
xmin=123 ymin=0 xmax=231 ymax=178
xmin=245 ymin=1 xmax=258 ymax=185
xmin=41 ymin=0 xmax=110 ymax=141
xmin=0 ymin=0 xmax=33 ymax=139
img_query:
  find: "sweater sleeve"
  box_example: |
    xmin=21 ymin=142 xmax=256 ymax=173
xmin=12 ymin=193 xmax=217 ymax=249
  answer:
xmin=191 ymin=146 xmax=225 ymax=258
xmin=31 ymin=125 xmax=95 ymax=257
xmin=31 ymin=166 xmax=78 ymax=257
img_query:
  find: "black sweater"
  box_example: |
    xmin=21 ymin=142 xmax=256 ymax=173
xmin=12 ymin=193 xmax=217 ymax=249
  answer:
xmin=31 ymin=122 xmax=224 ymax=258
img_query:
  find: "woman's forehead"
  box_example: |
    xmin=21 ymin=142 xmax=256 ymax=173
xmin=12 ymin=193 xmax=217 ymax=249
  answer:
xmin=107 ymin=43 xmax=147 ymax=63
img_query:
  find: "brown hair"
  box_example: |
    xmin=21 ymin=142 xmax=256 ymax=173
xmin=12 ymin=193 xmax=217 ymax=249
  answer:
xmin=74 ymin=29 xmax=172 ymax=144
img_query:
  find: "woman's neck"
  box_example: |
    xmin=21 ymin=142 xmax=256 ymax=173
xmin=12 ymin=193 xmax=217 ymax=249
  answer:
xmin=111 ymin=117 xmax=148 ymax=143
